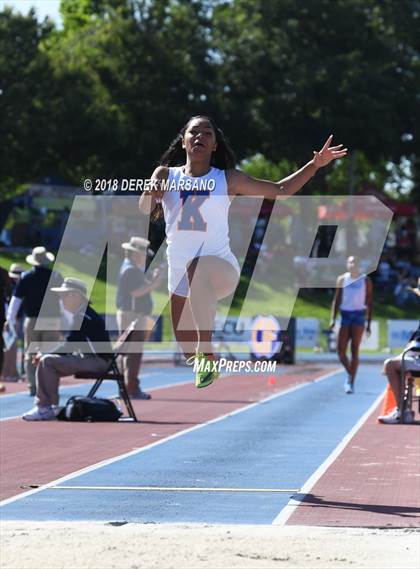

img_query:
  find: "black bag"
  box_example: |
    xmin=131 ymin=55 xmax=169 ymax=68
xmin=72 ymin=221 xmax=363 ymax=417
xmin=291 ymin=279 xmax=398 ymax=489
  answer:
xmin=57 ymin=396 xmax=122 ymax=422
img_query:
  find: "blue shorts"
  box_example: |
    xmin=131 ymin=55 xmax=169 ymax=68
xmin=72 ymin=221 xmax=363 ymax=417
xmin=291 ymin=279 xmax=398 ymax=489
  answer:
xmin=340 ymin=309 xmax=366 ymax=327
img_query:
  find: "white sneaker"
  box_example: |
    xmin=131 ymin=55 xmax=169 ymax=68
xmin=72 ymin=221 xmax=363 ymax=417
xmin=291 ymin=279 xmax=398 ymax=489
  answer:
xmin=344 ymin=380 xmax=354 ymax=394
xmin=378 ymin=407 xmax=400 ymax=424
xmin=22 ymin=406 xmax=56 ymax=421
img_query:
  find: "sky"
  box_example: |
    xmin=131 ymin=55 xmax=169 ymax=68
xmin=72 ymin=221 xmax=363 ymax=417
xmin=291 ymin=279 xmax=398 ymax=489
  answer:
xmin=0 ymin=0 xmax=62 ymax=24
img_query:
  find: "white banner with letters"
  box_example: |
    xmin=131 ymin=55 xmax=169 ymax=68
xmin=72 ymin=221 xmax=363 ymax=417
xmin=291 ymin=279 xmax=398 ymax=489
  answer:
xmin=387 ymin=320 xmax=419 ymax=349
xmin=296 ymin=318 xmax=319 ymax=348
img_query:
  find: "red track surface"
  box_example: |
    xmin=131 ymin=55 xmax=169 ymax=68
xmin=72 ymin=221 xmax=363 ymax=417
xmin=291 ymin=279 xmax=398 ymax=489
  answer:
xmin=1 ymin=365 xmax=329 ymax=501
xmin=287 ymin=403 xmax=420 ymax=528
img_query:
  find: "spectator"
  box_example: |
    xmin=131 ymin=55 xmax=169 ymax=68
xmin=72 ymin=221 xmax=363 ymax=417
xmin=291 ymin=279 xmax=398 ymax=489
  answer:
xmin=374 ymin=254 xmax=396 ymax=290
xmin=394 ymin=253 xmax=412 ymax=275
xmin=4 ymin=247 xmax=63 ymax=396
xmin=116 ymin=237 xmax=162 ymax=399
xmin=395 ymin=225 xmax=412 ymax=258
xmin=406 ymin=218 xmax=417 ymax=252
xmin=2 ymin=264 xmax=25 ymax=381
xmin=0 ymin=265 xmax=12 ymax=390
xmin=394 ymin=268 xmax=419 ymax=307
xmin=378 ymin=313 xmax=420 ymax=424
xmin=22 ymin=278 xmax=113 ymax=421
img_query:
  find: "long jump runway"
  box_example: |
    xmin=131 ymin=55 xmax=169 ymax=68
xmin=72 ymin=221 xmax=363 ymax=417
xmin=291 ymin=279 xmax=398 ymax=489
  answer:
xmin=0 ymin=364 xmax=419 ymax=528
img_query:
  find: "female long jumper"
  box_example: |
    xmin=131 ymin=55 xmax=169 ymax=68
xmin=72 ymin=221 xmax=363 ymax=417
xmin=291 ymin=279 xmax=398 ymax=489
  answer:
xmin=140 ymin=115 xmax=347 ymax=388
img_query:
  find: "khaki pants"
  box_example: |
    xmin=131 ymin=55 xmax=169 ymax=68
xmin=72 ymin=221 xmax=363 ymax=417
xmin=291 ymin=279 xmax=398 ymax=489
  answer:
xmin=24 ymin=317 xmax=61 ymax=395
xmin=116 ymin=310 xmax=148 ymax=395
xmin=2 ymin=338 xmax=19 ymax=378
xmin=35 ymin=354 xmax=109 ymax=407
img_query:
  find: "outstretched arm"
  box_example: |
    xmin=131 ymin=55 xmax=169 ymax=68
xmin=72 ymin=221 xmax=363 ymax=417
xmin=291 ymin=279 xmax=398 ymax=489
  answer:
xmin=228 ymin=135 xmax=347 ymax=199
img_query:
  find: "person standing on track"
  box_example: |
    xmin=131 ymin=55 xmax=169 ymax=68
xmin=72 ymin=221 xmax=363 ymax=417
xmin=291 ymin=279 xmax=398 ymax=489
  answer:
xmin=0 ymin=265 xmax=12 ymax=392
xmin=2 ymin=263 xmax=25 ymax=381
xmin=116 ymin=236 xmax=162 ymax=400
xmin=139 ymin=115 xmax=347 ymax=388
xmin=330 ymin=255 xmax=373 ymax=394
xmin=4 ymin=247 xmax=63 ymax=396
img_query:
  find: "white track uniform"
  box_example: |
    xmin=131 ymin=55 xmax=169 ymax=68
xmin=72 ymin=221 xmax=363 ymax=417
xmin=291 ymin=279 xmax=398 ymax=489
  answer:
xmin=340 ymin=273 xmax=367 ymax=311
xmin=162 ymin=166 xmax=240 ymax=297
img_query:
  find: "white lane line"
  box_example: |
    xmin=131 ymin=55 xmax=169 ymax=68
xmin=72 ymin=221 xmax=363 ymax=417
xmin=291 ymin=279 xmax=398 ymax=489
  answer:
xmin=0 ymin=379 xmax=193 ymax=422
xmin=0 ymin=414 xmax=22 ymax=421
xmin=0 ymin=368 xmax=340 ymax=507
xmin=46 ymin=485 xmax=300 ymax=493
xmin=0 ymin=390 xmax=39 ymax=400
xmin=271 ymin=390 xmax=386 ymax=526
xmin=0 ymin=371 xmax=175 ymax=400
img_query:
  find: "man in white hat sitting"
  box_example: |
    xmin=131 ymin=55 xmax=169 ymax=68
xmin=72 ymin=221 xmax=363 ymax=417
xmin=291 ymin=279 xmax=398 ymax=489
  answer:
xmin=116 ymin=237 xmax=162 ymax=399
xmin=22 ymin=277 xmax=113 ymax=421
xmin=4 ymin=246 xmax=63 ymax=396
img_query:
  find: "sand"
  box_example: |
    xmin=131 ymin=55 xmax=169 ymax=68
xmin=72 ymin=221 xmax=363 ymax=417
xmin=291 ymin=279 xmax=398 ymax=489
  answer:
xmin=1 ymin=522 xmax=419 ymax=569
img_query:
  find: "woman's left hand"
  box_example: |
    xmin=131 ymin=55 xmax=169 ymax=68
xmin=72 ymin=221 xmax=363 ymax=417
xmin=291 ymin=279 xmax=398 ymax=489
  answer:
xmin=313 ymin=135 xmax=348 ymax=168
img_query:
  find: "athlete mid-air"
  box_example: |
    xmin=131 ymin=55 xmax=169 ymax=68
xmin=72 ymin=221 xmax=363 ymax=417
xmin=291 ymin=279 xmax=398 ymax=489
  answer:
xmin=139 ymin=115 xmax=347 ymax=388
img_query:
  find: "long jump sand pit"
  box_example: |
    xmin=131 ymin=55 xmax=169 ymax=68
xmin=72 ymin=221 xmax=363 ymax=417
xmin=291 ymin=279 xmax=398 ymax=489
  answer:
xmin=1 ymin=522 xmax=419 ymax=569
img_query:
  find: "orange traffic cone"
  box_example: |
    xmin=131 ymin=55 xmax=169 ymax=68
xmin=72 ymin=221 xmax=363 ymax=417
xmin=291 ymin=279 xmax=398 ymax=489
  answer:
xmin=377 ymin=384 xmax=397 ymax=423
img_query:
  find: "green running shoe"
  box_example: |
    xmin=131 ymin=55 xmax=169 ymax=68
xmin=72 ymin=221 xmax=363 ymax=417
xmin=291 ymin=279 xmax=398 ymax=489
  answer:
xmin=191 ymin=352 xmax=220 ymax=388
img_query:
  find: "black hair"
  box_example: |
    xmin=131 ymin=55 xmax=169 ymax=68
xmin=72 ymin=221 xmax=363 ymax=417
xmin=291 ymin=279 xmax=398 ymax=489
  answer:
xmin=158 ymin=115 xmax=236 ymax=169
xmin=151 ymin=116 xmax=236 ymax=221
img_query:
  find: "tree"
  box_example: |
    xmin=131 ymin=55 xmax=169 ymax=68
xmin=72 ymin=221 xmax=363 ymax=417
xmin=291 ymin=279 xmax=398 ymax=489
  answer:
xmin=45 ymin=0 xmax=217 ymax=182
xmin=1 ymin=0 xmax=418 ymax=201
xmin=0 ymin=8 xmax=54 ymax=197
xmin=211 ymin=0 xmax=420 ymax=193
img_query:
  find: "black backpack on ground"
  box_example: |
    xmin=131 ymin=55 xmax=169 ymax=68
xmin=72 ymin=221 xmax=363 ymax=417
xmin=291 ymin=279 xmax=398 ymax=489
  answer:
xmin=57 ymin=396 xmax=122 ymax=422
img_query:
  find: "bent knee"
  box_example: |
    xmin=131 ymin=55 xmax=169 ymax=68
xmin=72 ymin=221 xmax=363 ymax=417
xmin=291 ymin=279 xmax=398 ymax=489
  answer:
xmin=382 ymin=357 xmax=399 ymax=374
xmin=40 ymin=355 xmax=56 ymax=367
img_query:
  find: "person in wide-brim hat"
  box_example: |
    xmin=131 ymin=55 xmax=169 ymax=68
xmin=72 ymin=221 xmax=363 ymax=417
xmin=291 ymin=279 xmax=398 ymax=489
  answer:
xmin=26 ymin=246 xmax=55 ymax=267
xmin=8 ymin=263 xmax=25 ymax=279
xmin=117 ymin=235 xmax=159 ymax=400
xmin=408 ymin=278 xmax=420 ymax=299
xmin=121 ymin=236 xmax=154 ymax=256
xmin=51 ymin=277 xmax=88 ymax=299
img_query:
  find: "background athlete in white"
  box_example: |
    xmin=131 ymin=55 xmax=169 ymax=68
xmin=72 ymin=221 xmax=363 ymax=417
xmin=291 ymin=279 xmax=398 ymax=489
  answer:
xmin=330 ymin=255 xmax=373 ymax=393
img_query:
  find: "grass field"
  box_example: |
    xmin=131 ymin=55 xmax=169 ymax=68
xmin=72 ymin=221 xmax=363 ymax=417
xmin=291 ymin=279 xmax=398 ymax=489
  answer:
xmin=1 ymin=251 xmax=416 ymax=350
